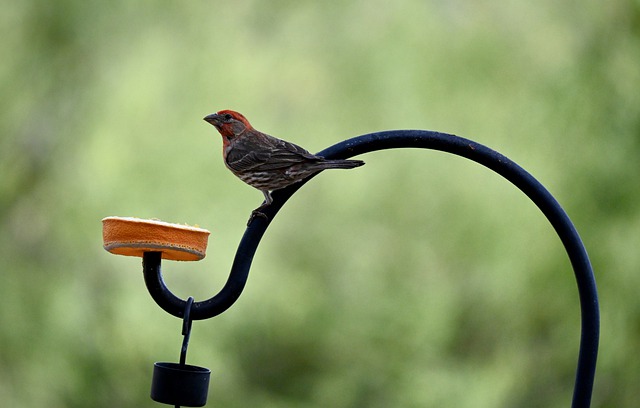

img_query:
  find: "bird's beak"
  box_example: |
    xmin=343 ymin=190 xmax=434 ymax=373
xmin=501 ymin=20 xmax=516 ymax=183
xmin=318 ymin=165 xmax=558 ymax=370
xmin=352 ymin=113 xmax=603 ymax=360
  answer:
xmin=203 ymin=113 xmax=221 ymax=126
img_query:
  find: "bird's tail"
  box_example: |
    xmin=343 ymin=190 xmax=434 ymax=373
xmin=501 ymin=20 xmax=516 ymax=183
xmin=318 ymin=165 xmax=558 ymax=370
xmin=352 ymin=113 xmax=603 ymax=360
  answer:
xmin=320 ymin=158 xmax=365 ymax=170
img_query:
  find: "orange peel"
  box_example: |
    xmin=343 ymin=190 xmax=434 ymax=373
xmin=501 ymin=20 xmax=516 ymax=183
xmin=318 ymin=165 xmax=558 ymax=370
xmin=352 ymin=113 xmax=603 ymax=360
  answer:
xmin=102 ymin=216 xmax=210 ymax=261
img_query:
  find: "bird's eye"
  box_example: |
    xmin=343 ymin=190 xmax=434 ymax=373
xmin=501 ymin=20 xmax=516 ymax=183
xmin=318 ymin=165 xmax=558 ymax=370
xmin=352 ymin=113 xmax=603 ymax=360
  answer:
xmin=224 ymin=113 xmax=233 ymax=121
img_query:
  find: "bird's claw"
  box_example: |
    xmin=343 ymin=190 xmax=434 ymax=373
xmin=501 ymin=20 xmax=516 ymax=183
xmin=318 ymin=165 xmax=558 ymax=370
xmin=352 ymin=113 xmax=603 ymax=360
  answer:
xmin=247 ymin=207 xmax=270 ymax=226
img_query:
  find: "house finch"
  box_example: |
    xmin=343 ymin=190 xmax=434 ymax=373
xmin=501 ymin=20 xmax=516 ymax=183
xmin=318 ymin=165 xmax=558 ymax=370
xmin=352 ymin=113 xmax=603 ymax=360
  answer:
xmin=204 ymin=110 xmax=364 ymax=211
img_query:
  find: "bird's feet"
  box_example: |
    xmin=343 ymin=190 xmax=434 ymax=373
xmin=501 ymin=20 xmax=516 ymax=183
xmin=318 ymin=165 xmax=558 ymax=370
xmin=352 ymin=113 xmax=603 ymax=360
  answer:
xmin=247 ymin=205 xmax=270 ymax=226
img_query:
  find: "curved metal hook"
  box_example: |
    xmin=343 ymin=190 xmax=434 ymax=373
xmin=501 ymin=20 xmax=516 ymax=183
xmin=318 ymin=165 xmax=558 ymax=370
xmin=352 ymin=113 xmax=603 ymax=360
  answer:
xmin=142 ymin=129 xmax=599 ymax=407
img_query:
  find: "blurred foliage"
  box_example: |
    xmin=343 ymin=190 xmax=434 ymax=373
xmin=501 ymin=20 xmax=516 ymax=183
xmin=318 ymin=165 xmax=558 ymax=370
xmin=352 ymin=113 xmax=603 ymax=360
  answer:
xmin=1 ymin=0 xmax=639 ymax=407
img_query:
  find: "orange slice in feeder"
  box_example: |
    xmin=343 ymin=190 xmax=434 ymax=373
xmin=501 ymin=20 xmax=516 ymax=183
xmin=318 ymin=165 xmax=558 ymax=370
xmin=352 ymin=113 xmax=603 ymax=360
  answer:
xmin=102 ymin=216 xmax=210 ymax=261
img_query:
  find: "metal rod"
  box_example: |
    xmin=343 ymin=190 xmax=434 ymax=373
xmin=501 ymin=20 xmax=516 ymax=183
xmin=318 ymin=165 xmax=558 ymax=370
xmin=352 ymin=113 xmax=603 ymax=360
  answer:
xmin=179 ymin=297 xmax=194 ymax=366
xmin=142 ymin=129 xmax=599 ymax=407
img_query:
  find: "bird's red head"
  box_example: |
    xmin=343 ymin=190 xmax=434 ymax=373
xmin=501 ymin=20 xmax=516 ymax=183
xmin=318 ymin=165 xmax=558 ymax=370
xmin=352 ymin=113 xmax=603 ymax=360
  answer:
xmin=203 ymin=110 xmax=253 ymax=142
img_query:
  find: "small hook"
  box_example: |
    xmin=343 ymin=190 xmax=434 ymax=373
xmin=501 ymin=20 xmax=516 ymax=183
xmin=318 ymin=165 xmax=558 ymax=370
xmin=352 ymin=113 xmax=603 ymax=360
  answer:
xmin=179 ymin=297 xmax=195 ymax=366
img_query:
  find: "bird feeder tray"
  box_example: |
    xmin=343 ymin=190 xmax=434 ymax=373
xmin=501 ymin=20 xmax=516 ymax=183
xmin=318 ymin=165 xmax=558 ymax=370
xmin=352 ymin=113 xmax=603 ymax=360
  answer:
xmin=102 ymin=216 xmax=210 ymax=261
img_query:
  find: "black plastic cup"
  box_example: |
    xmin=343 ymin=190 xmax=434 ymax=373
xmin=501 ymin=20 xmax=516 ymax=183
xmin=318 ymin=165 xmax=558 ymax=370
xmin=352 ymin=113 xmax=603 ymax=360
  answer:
xmin=151 ymin=362 xmax=211 ymax=407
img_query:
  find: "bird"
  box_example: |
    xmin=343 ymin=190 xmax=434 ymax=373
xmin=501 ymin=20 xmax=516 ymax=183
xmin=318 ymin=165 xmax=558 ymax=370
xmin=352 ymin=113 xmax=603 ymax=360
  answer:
xmin=203 ymin=110 xmax=364 ymax=217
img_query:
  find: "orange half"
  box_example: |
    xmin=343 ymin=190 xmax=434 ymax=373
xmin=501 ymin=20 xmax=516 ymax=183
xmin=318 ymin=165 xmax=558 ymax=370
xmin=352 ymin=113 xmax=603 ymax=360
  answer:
xmin=102 ymin=216 xmax=210 ymax=261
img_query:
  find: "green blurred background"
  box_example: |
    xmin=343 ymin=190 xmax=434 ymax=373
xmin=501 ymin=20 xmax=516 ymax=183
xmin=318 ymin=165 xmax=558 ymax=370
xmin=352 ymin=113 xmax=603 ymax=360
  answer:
xmin=1 ymin=0 xmax=638 ymax=406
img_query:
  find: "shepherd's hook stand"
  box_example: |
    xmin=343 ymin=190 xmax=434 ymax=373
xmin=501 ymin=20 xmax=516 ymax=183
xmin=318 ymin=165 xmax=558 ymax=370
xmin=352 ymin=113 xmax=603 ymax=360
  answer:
xmin=142 ymin=130 xmax=599 ymax=407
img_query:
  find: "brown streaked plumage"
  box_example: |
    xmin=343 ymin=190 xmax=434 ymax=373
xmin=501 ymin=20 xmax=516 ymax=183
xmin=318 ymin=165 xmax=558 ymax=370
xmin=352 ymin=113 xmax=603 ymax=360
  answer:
xmin=203 ymin=110 xmax=364 ymax=207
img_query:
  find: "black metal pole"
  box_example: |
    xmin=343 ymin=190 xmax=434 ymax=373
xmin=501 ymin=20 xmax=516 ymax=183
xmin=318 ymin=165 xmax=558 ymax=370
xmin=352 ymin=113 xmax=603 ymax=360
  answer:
xmin=142 ymin=129 xmax=599 ymax=407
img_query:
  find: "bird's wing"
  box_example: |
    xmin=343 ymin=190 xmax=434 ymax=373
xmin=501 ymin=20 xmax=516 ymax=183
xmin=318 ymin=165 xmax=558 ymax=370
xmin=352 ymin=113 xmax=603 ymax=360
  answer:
xmin=276 ymin=139 xmax=318 ymax=158
xmin=227 ymin=136 xmax=321 ymax=172
xmin=225 ymin=148 xmax=271 ymax=172
xmin=256 ymin=139 xmax=322 ymax=171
